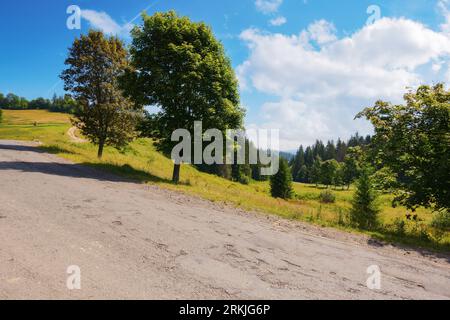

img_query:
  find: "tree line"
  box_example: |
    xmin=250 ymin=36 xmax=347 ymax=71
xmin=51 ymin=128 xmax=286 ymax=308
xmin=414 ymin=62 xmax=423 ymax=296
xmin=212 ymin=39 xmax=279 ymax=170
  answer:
xmin=271 ymin=83 xmax=449 ymax=231
xmin=0 ymin=92 xmax=77 ymax=114
xmin=288 ymin=134 xmax=371 ymax=189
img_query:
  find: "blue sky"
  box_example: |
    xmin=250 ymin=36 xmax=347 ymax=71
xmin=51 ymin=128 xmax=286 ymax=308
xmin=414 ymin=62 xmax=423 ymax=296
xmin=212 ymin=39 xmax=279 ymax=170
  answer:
xmin=1 ymin=0 xmax=449 ymax=149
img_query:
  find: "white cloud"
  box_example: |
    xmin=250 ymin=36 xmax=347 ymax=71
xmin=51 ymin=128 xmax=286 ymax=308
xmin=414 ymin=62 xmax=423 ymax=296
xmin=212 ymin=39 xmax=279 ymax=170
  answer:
xmin=270 ymin=16 xmax=287 ymax=26
xmin=439 ymin=0 xmax=450 ymax=33
xmin=239 ymin=17 xmax=450 ymax=149
xmin=255 ymin=0 xmax=283 ymax=14
xmin=304 ymin=20 xmax=337 ymax=45
xmin=432 ymin=62 xmax=443 ymax=72
xmin=81 ymin=10 xmax=133 ymax=37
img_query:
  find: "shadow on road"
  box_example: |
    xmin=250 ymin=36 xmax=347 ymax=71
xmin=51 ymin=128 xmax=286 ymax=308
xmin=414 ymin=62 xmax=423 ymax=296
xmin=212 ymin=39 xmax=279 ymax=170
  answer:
xmin=0 ymin=142 xmax=77 ymax=155
xmin=0 ymin=160 xmax=179 ymax=185
xmin=367 ymin=237 xmax=450 ymax=263
xmin=0 ymin=141 xmax=180 ymax=185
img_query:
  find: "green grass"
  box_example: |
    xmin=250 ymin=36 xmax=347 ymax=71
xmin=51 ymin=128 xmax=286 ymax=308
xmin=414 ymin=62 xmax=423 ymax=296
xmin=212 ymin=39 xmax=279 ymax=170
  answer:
xmin=0 ymin=109 xmax=71 ymax=125
xmin=1 ymin=110 xmax=448 ymax=252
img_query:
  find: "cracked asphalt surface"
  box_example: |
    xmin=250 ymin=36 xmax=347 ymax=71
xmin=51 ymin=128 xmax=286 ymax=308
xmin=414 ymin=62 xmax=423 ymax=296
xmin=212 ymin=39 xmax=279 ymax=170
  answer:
xmin=0 ymin=140 xmax=449 ymax=299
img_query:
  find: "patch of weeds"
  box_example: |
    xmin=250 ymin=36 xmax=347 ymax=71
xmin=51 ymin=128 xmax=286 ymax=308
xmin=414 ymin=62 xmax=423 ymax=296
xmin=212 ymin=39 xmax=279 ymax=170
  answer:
xmin=319 ymin=190 xmax=336 ymax=204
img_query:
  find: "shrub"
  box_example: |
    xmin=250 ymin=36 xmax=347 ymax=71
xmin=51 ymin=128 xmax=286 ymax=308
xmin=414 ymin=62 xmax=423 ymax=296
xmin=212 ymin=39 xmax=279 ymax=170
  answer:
xmin=319 ymin=190 xmax=336 ymax=203
xmin=431 ymin=210 xmax=450 ymax=231
xmin=239 ymin=175 xmax=250 ymax=185
xmin=337 ymin=208 xmax=347 ymax=226
xmin=392 ymin=218 xmax=406 ymax=236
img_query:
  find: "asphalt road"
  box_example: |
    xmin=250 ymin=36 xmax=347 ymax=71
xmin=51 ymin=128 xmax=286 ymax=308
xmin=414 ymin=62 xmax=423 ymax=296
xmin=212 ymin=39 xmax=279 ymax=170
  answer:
xmin=0 ymin=140 xmax=449 ymax=299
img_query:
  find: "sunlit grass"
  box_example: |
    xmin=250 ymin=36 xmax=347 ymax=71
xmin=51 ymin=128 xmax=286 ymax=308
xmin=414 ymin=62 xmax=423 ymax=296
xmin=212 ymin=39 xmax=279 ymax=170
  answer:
xmin=1 ymin=110 xmax=448 ymax=251
xmin=1 ymin=109 xmax=71 ymax=125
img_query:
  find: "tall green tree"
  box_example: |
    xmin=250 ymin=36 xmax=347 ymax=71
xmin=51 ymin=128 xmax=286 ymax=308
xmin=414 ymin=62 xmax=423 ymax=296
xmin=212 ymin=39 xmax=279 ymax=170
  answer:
xmin=291 ymin=146 xmax=305 ymax=181
xmin=333 ymin=163 xmax=344 ymax=189
xmin=123 ymin=11 xmax=244 ymax=183
xmin=61 ymin=30 xmax=141 ymax=158
xmin=310 ymin=157 xmax=322 ymax=187
xmin=270 ymin=158 xmax=294 ymax=199
xmin=357 ymin=84 xmax=450 ymax=212
xmin=324 ymin=140 xmax=336 ymax=160
xmin=336 ymin=138 xmax=347 ymax=162
xmin=349 ymin=168 xmax=380 ymax=230
xmin=320 ymin=159 xmax=339 ymax=188
xmin=5 ymin=94 xmax=20 ymax=109
xmin=342 ymin=147 xmax=361 ymax=189
xmin=297 ymin=165 xmax=309 ymax=183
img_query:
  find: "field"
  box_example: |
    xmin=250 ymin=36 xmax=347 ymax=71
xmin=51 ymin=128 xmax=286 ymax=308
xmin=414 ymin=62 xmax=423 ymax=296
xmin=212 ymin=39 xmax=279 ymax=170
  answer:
xmin=0 ymin=109 xmax=448 ymax=251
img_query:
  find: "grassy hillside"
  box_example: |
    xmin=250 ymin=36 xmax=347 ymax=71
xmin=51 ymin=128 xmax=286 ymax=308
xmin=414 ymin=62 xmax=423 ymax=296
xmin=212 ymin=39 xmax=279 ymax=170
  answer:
xmin=1 ymin=110 xmax=448 ymax=251
xmin=1 ymin=109 xmax=71 ymax=125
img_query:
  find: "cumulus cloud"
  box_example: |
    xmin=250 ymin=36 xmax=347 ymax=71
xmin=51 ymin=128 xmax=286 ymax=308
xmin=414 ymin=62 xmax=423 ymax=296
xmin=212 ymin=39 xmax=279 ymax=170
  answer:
xmin=304 ymin=20 xmax=337 ymax=45
xmin=239 ymin=17 xmax=450 ymax=149
xmin=270 ymin=16 xmax=287 ymax=26
xmin=439 ymin=0 xmax=450 ymax=33
xmin=255 ymin=0 xmax=283 ymax=14
xmin=81 ymin=10 xmax=133 ymax=37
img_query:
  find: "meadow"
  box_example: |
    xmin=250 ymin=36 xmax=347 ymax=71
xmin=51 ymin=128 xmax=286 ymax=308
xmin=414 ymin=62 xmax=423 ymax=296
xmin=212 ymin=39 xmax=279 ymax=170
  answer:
xmin=1 ymin=109 xmax=448 ymax=251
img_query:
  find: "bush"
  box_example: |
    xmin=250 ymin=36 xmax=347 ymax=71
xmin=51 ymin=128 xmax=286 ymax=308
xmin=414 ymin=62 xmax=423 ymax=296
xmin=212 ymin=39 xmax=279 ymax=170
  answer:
xmin=337 ymin=208 xmax=347 ymax=226
xmin=350 ymin=168 xmax=380 ymax=230
xmin=319 ymin=190 xmax=336 ymax=203
xmin=392 ymin=218 xmax=406 ymax=236
xmin=239 ymin=175 xmax=250 ymax=185
xmin=431 ymin=210 xmax=450 ymax=231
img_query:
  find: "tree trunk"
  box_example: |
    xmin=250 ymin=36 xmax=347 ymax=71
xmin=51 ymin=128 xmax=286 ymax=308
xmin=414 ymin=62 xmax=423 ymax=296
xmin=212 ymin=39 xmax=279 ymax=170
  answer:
xmin=97 ymin=140 xmax=105 ymax=159
xmin=172 ymin=163 xmax=181 ymax=184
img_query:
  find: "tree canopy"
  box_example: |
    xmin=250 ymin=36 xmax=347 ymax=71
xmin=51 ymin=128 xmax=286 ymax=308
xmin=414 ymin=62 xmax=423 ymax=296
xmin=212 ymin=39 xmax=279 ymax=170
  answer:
xmin=357 ymin=84 xmax=449 ymax=212
xmin=61 ymin=30 xmax=141 ymax=158
xmin=123 ymin=11 xmax=244 ymax=183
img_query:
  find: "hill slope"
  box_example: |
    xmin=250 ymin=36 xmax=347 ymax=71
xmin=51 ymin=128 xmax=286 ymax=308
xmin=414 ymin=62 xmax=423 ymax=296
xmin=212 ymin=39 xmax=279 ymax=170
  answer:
xmin=0 ymin=110 xmax=448 ymax=250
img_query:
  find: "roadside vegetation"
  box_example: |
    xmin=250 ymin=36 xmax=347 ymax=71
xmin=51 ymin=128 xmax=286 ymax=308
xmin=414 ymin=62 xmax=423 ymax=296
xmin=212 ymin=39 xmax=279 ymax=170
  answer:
xmin=1 ymin=109 xmax=448 ymax=251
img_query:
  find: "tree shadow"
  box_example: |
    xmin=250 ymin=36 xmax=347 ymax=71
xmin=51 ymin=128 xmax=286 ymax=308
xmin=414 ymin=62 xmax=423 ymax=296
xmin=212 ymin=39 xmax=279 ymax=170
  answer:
xmin=0 ymin=142 xmax=76 ymax=155
xmin=0 ymin=160 xmax=182 ymax=185
xmin=0 ymin=143 xmax=46 ymax=154
xmin=367 ymin=235 xmax=450 ymax=263
xmin=39 ymin=145 xmax=77 ymax=155
xmin=84 ymin=162 xmax=182 ymax=185
xmin=0 ymin=141 xmax=186 ymax=185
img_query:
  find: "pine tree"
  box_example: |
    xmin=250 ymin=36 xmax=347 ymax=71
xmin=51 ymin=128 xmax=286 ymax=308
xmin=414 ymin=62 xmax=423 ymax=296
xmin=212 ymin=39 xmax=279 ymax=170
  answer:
xmin=291 ymin=146 xmax=305 ymax=182
xmin=304 ymin=147 xmax=314 ymax=167
xmin=270 ymin=158 xmax=294 ymax=199
xmin=310 ymin=157 xmax=322 ymax=186
xmin=350 ymin=168 xmax=380 ymax=230
xmin=297 ymin=165 xmax=309 ymax=183
xmin=324 ymin=140 xmax=336 ymax=160
xmin=336 ymin=138 xmax=347 ymax=162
